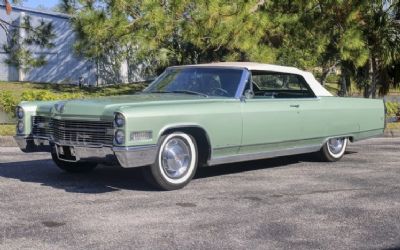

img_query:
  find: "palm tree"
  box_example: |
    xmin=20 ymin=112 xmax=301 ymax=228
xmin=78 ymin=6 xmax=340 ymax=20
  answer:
xmin=357 ymin=0 xmax=400 ymax=97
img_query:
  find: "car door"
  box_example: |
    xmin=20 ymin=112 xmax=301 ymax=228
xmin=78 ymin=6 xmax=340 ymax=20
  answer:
xmin=239 ymin=71 xmax=317 ymax=155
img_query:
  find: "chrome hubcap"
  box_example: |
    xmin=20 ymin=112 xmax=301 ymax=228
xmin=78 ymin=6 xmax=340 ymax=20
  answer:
xmin=161 ymin=137 xmax=191 ymax=179
xmin=328 ymin=138 xmax=345 ymax=155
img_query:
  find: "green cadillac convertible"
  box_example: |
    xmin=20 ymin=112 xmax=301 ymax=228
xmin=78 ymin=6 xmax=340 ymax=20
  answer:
xmin=14 ymin=62 xmax=385 ymax=190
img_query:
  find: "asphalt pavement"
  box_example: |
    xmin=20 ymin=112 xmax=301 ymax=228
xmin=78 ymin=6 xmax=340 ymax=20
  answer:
xmin=0 ymin=138 xmax=399 ymax=250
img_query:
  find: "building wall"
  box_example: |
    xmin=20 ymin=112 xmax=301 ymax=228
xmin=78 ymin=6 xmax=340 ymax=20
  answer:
xmin=0 ymin=6 xmax=21 ymax=82
xmin=0 ymin=5 xmax=97 ymax=85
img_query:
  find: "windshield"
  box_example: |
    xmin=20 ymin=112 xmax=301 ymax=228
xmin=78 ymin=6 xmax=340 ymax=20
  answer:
xmin=144 ymin=67 xmax=244 ymax=98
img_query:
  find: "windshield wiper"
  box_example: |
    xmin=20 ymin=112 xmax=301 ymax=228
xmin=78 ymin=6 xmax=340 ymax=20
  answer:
xmin=148 ymin=90 xmax=208 ymax=97
xmin=148 ymin=91 xmax=173 ymax=94
xmin=171 ymin=90 xmax=208 ymax=97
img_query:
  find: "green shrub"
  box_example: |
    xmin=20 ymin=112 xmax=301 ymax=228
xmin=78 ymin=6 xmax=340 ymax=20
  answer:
xmin=325 ymin=74 xmax=340 ymax=84
xmin=20 ymin=90 xmax=85 ymax=101
xmin=0 ymin=90 xmax=87 ymax=117
xmin=0 ymin=91 xmax=20 ymax=116
xmin=385 ymin=101 xmax=400 ymax=117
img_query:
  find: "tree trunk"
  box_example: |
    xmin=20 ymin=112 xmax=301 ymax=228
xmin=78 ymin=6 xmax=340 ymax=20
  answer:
xmin=320 ymin=67 xmax=330 ymax=86
xmin=345 ymin=73 xmax=351 ymax=94
xmin=363 ymin=84 xmax=369 ymax=98
xmin=339 ymin=65 xmax=347 ymax=96
xmin=96 ymin=58 xmax=99 ymax=87
xmin=370 ymin=57 xmax=378 ymax=98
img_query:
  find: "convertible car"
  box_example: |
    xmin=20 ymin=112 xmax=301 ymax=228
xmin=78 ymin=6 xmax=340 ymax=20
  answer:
xmin=14 ymin=62 xmax=385 ymax=190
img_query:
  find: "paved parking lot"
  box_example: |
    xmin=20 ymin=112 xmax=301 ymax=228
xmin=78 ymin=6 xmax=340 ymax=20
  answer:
xmin=0 ymin=138 xmax=399 ymax=250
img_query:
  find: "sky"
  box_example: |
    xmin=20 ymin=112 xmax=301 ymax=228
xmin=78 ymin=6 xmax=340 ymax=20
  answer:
xmin=21 ymin=0 xmax=59 ymax=10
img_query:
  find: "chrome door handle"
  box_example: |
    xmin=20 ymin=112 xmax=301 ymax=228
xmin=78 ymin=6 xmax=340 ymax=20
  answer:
xmin=290 ymin=105 xmax=300 ymax=108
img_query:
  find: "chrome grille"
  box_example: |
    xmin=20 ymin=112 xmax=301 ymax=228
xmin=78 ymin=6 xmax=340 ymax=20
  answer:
xmin=32 ymin=116 xmax=53 ymax=138
xmin=32 ymin=116 xmax=114 ymax=146
xmin=51 ymin=119 xmax=114 ymax=145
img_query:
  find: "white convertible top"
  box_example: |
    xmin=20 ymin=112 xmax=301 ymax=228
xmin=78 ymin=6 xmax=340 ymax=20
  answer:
xmin=189 ymin=62 xmax=333 ymax=97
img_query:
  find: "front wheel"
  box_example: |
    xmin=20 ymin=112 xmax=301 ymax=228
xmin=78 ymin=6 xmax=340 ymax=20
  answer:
xmin=143 ymin=132 xmax=198 ymax=190
xmin=319 ymin=137 xmax=348 ymax=162
xmin=51 ymin=153 xmax=98 ymax=173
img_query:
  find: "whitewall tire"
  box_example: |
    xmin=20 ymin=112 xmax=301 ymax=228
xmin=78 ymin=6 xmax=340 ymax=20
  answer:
xmin=320 ymin=137 xmax=348 ymax=162
xmin=143 ymin=132 xmax=198 ymax=190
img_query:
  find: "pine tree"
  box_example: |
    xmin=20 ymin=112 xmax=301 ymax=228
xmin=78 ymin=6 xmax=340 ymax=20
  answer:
xmin=71 ymin=0 xmax=400 ymax=97
xmin=1 ymin=1 xmax=56 ymax=71
xmin=73 ymin=0 xmax=279 ymax=80
xmin=54 ymin=0 xmax=79 ymax=14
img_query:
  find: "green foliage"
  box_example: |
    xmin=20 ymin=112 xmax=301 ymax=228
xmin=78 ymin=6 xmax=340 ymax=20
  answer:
xmin=73 ymin=0 xmax=277 ymax=76
xmin=20 ymin=90 xmax=85 ymax=102
xmin=0 ymin=91 xmax=18 ymax=116
xmin=54 ymin=0 xmax=79 ymax=14
xmin=3 ymin=15 xmax=56 ymax=70
xmin=385 ymin=101 xmax=400 ymax=117
xmin=0 ymin=125 xmax=15 ymax=136
xmin=55 ymin=0 xmax=400 ymax=97
xmin=0 ymin=81 xmax=146 ymax=117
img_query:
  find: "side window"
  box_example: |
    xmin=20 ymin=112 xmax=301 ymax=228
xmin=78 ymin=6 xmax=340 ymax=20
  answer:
xmin=251 ymin=71 xmax=315 ymax=98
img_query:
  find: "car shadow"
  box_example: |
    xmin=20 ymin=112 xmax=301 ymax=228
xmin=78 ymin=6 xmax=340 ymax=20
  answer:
xmin=0 ymin=159 xmax=153 ymax=193
xmin=0 ymin=152 xmax=340 ymax=193
xmin=195 ymin=153 xmax=320 ymax=179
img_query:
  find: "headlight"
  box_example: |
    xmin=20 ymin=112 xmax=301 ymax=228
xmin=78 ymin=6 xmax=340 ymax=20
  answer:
xmin=115 ymin=130 xmax=125 ymax=145
xmin=17 ymin=121 xmax=24 ymax=134
xmin=114 ymin=113 xmax=125 ymax=127
xmin=16 ymin=106 xmax=24 ymax=119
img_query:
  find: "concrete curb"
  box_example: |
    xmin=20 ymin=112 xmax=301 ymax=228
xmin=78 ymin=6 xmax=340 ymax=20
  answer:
xmin=384 ymin=129 xmax=400 ymax=138
xmin=0 ymin=136 xmax=17 ymax=147
xmin=1 ymin=130 xmax=399 ymax=147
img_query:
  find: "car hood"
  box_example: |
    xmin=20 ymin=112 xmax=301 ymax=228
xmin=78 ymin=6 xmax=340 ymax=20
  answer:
xmin=51 ymin=93 xmax=217 ymax=118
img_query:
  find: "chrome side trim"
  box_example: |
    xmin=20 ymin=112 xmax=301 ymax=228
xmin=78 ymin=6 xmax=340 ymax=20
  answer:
xmin=321 ymin=130 xmax=382 ymax=143
xmin=212 ymin=133 xmax=358 ymax=151
xmin=113 ymin=145 xmax=158 ymax=168
xmin=207 ymin=145 xmax=321 ymax=166
xmin=213 ymin=137 xmax=325 ymax=151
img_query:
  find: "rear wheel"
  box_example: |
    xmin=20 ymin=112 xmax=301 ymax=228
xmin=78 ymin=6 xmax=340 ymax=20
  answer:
xmin=319 ymin=137 xmax=348 ymax=162
xmin=51 ymin=153 xmax=98 ymax=173
xmin=142 ymin=132 xmax=198 ymax=190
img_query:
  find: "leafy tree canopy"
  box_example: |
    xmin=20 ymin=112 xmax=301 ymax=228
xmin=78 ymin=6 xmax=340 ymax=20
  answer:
xmin=65 ymin=0 xmax=400 ymax=96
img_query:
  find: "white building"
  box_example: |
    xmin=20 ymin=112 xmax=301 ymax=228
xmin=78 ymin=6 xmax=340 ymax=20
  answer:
xmin=0 ymin=4 xmax=131 ymax=85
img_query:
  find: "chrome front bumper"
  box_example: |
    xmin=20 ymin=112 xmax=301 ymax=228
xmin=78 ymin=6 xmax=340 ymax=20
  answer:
xmin=14 ymin=136 xmax=158 ymax=168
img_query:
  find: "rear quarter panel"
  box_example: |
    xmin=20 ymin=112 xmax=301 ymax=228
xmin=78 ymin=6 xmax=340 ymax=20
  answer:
xmin=300 ymin=97 xmax=385 ymax=141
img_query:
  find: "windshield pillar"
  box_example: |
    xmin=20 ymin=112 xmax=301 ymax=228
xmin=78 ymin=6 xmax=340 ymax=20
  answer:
xmin=235 ymin=69 xmax=251 ymax=99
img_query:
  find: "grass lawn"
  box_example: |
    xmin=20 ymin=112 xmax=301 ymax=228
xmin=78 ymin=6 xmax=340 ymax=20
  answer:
xmin=0 ymin=124 xmax=15 ymax=136
xmin=387 ymin=122 xmax=400 ymax=130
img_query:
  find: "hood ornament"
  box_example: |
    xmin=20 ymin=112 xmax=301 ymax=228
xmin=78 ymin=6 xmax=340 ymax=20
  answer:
xmin=54 ymin=102 xmax=66 ymax=113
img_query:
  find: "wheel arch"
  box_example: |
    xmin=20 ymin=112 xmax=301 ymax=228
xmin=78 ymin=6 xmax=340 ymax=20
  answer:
xmin=322 ymin=135 xmax=354 ymax=146
xmin=158 ymin=124 xmax=212 ymax=166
